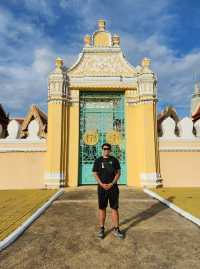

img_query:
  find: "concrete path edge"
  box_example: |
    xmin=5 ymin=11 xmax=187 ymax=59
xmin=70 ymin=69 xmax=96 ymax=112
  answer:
xmin=143 ymin=187 xmax=200 ymax=227
xmin=0 ymin=189 xmax=64 ymax=252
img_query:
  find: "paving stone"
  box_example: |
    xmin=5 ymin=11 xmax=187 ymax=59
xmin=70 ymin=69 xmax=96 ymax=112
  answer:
xmin=0 ymin=187 xmax=200 ymax=269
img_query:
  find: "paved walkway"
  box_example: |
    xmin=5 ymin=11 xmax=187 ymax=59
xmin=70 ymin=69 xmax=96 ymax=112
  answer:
xmin=0 ymin=186 xmax=200 ymax=269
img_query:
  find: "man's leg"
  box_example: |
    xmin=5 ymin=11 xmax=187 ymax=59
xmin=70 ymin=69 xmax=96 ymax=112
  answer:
xmin=97 ymin=187 xmax=108 ymax=239
xmin=97 ymin=186 xmax=108 ymax=228
xmin=109 ymin=186 xmax=120 ymax=228
xmin=99 ymin=208 xmax=106 ymax=227
xmin=111 ymin=208 xmax=119 ymax=228
xmin=109 ymin=188 xmax=124 ymax=238
xmin=111 ymin=208 xmax=124 ymax=239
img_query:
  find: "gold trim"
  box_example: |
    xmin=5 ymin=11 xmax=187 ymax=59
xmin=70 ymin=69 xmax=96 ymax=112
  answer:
xmin=106 ymin=130 xmax=121 ymax=145
xmin=83 ymin=130 xmax=99 ymax=145
xmin=69 ymin=86 xmax=137 ymax=91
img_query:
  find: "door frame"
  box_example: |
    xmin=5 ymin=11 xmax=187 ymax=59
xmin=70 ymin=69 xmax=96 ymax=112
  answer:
xmin=78 ymin=90 xmax=127 ymax=185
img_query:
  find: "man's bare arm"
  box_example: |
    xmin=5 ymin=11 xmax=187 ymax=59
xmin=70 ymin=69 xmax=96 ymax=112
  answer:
xmin=111 ymin=169 xmax=121 ymax=185
xmin=93 ymin=172 xmax=103 ymax=186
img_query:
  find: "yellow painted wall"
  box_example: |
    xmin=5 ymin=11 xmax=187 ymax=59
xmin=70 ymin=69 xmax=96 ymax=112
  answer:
xmin=126 ymin=99 xmax=159 ymax=187
xmin=159 ymin=139 xmax=200 ymax=187
xmin=125 ymin=102 xmax=140 ymax=186
xmin=45 ymin=101 xmax=64 ymax=177
xmin=67 ymin=101 xmax=79 ymax=186
xmin=160 ymin=151 xmax=200 ymax=186
xmin=0 ymin=150 xmax=46 ymax=189
xmin=62 ymin=103 xmax=69 ymax=184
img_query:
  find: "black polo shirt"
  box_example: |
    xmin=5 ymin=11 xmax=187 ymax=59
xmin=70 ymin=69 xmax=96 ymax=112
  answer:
xmin=92 ymin=155 xmax=121 ymax=184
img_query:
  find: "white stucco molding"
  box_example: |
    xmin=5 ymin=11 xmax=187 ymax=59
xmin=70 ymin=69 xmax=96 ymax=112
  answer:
xmin=67 ymin=46 xmax=137 ymax=77
xmin=194 ymin=119 xmax=200 ymax=137
xmin=159 ymin=137 xmax=200 ymax=141
xmin=0 ymin=138 xmax=46 ymax=143
xmin=69 ymin=76 xmax=138 ymax=89
xmin=48 ymin=57 xmax=68 ymax=101
xmin=69 ymin=76 xmax=137 ymax=83
xmin=161 ymin=117 xmax=177 ymax=138
xmin=5 ymin=120 xmax=20 ymax=139
xmin=0 ymin=138 xmax=46 ymax=152
xmin=26 ymin=119 xmax=40 ymax=140
xmin=159 ymin=147 xmax=200 ymax=152
xmin=140 ymin=172 xmax=162 ymax=187
xmin=0 ymin=147 xmax=46 ymax=152
xmin=178 ymin=117 xmax=195 ymax=139
xmin=68 ymin=89 xmax=79 ymax=106
xmin=137 ymin=60 xmax=157 ymax=98
xmin=126 ymin=97 xmax=157 ymax=105
xmin=44 ymin=172 xmax=65 ymax=188
xmin=83 ymin=47 xmax=122 ymax=53
xmin=47 ymin=98 xmax=70 ymax=105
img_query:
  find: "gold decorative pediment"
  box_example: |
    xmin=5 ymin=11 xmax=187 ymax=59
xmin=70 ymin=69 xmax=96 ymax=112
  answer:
xmin=68 ymin=51 xmax=137 ymax=77
xmin=93 ymin=31 xmax=111 ymax=47
xmin=67 ymin=19 xmax=137 ymax=78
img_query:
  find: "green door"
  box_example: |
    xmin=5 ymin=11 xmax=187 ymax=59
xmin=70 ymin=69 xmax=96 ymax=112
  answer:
xmin=79 ymin=91 xmax=127 ymax=185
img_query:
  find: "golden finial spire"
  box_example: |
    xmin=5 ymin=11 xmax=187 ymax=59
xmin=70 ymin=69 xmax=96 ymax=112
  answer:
xmin=55 ymin=57 xmax=64 ymax=69
xmin=84 ymin=34 xmax=91 ymax=47
xmin=98 ymin=19 xmax=106 ymax=31
xmin=112 ymin=34 xmax=120 ymax=46
xmin=141 ymin=57 xmax=151 ymax=68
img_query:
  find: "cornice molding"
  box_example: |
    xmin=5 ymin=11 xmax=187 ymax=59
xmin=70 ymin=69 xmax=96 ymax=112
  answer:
xmin=159 ymin=147 xmax=200 ymax=152
xmin=0 ymin=147 xmax=46 ymax=152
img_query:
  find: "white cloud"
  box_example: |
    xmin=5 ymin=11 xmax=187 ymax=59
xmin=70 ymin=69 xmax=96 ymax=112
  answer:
xmin=10 ymin=0 xmax=58 ymax=23
xmin=0 ymin=1 xmax=199 ymax=119
xmin=57 ymin=0 xmax=197 ymax=117
xmin=120 ymin=32 xmax=200 ymax=116
xmin=0 ymin=7 xmax=59 ymax=116
xmin=58 ymin=0 xmax=175 ymax=36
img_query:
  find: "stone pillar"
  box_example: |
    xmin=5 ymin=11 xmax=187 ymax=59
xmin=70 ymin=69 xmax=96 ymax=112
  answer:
xmin=67 ymin=89 xmax=80 ymax=187
xmin=126 ymin=58 xmax=162 ymax=188
xmin=137 ymin=58 xmax=162 ymax=187
xmin=44 ymin=57 xmax=69 ymax=188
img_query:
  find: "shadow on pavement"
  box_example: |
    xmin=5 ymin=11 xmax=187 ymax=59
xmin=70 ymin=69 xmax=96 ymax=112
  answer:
xmin=105 ymin=196 xmax=175 ymax=238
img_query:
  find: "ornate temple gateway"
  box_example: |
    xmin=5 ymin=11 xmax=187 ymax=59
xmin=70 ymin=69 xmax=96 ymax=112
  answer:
xmin=0 ymin=19 xmax=200 ymax=190
xmin=44 ymin=19 xmax=162 ymax=188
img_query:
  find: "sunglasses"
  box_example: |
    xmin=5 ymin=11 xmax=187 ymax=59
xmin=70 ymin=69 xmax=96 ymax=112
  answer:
xmin=103 ymin=148 xmax=111 ymax=150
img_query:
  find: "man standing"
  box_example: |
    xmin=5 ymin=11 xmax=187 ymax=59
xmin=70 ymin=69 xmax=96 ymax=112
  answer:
xmin=92 ymin=143 xmax=124 ymax=239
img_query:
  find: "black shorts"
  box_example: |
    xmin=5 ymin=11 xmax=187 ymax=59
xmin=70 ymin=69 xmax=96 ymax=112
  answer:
xmin=97 ymin=184 xmax=119 ymax=209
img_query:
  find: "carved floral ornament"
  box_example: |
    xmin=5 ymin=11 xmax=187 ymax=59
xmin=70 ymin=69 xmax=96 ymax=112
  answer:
xmin=48 ymin=19 xmax=156 ymax=99
xmin=68 ymin=53 xmax=137 ymax=77
xmin=83 ymin=130 xmax=99 ymax=145
xmin=83 ymin=19 xmax=119 ymax=48
xmin=106 ymin=130 xmax=121 ymax=145
xmin=83 ymin=130 xmax=121 ymax=145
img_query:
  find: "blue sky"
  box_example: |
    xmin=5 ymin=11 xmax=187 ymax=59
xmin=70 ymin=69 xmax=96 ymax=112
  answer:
xmin=0 ymin=0 xmax=200 ymax=118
